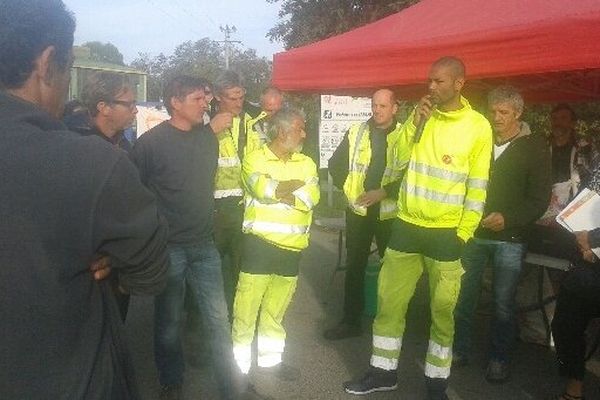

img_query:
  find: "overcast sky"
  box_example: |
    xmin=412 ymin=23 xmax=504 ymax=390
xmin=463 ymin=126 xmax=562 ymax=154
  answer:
xmin=63 ymin=0 xmax=285 ymax=63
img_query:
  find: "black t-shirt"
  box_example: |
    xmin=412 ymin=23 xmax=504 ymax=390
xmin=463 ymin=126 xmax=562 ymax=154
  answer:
xmin=131 ymin=121 xmax=218 ymax=244
xmin=364 ymin=125 xmax=387 ymax=191
xmin=552 ymin=144 xmax=573 ymax=183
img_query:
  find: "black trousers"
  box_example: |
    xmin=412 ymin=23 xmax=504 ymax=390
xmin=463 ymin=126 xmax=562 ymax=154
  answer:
xmin=343 ymin=208 xmax=392 ymax=325
xmin=552 ymin=263 xmax=600 ymax=380
xmin=214 ymin=197 xmax=244 ymax=314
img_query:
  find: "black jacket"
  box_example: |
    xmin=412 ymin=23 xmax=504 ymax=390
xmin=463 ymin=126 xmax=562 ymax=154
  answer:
xmin=475 ymin=123 xmax=552 ymax=242
xmin=64 ymin=112 xmax=133 ymax=153
xmin=0 ymin=91 xmax=168 ymax=400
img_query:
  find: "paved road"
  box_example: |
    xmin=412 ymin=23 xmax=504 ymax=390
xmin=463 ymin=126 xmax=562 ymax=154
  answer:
xmin=125 ymin=227 xmax=600 ymax=399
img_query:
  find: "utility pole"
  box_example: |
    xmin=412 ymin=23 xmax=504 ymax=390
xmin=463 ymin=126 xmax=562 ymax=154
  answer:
xmin=219 ymin=25 xmax=241 ymax=70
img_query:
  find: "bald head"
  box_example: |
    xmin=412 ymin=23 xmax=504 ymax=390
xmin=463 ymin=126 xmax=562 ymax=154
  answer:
xmin=261 ymin=87 xmax=283 ymax=117
xmin=432 ymin=56 xmax=466 ymax=80
xmin=428 ymin=56 xmax=466 ymax=110
xmin=372 ymin=88 xmax=398 ymax=128
xmin=373 ymin=88 xmax=397 ymax=104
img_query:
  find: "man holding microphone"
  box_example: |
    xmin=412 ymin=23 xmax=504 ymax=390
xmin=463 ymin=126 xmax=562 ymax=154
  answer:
xmin=344 ymin=56 xmax=492 ymax=400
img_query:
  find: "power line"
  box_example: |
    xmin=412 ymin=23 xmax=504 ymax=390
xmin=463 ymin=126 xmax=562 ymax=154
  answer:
xmin=145 ymin=0 xmax=205 ymax=38
xmin=169 ymin=0 xmax=220 ymax=30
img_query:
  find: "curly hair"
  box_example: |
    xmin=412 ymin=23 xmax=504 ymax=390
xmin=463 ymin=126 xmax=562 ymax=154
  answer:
xmin=0 ymin=0 xmax=75 ymax=89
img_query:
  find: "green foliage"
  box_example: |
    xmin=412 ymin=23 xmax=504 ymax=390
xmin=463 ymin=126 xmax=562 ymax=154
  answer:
xmin=130 ymin=39 xmax=272 ymax=102
xmin=523 ymin=103 xmax=600 ymax=142
xmin=267 ymin=0 xmax=419 ymax=49
xmin=82 ymin=41 xmax=124 ymax=65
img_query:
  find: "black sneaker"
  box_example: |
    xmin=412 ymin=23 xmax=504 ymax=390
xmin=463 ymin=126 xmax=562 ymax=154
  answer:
xmin=485 ymin=359 xmax=510 ymax=383
xmin=425 ymin=377 xmax=449 ymax=400
xmin=344 ymin=367 xmax=398 ymax=395
xmin=256 ymin=363 xmax=300 ymax=381
xmin=323 ymin=321 xmax=361 ymax=340
xmin=159 ymin=384 xmax=183 ymax=400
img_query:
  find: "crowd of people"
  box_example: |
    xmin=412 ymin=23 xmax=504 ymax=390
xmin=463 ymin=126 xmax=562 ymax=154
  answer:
xmin=2 ymin=2 xmax=600 ymax=400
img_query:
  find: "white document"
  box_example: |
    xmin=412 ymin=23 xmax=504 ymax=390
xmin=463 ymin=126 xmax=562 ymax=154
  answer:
xmin=556 ymin=188 xmax=600 ymax=257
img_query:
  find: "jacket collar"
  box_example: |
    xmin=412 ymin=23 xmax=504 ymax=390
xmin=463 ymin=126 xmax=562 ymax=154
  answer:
xmin=433 ymin=96 xmax=472 ymax=121
xmin=367 ymin=117 xmax=399 ymax=135
xmin=263 ymin=143 xmax=303 ymax=162
xmin=0 ymin=91 xmax=65 ymax=132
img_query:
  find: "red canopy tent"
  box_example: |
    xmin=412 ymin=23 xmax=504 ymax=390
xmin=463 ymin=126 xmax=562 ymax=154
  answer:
xmin=272 ymin=0 xmax=600 ymax=102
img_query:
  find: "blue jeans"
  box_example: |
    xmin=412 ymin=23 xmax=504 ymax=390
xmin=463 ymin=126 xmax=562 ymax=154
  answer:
xmin=154 ymin=241 xmax=237 ymax=399
xmin=454 ymin=237 xmax=525 ymax=363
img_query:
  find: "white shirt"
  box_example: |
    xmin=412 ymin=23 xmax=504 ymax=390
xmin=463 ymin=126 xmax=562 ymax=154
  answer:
xmin=494 ymin=141 xmax=510 ymax=160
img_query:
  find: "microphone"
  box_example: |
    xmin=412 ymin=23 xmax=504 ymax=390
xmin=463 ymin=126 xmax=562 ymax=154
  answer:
xmin=414 ymin=100 xmax=436 ymax=143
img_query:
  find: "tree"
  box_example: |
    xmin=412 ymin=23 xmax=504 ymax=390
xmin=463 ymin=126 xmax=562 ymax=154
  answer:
xmin=82 ymin=41 xmax=125 ymax=65
xmin=130 ymin=38 xmax=272 ymax=102
xmin=130 ymin=52 xmax=168 ymax=101
xmin=267 ymin=0 xmax=420 ymax=49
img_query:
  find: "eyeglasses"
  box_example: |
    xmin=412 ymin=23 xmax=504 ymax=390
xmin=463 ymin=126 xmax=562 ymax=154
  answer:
xmin=110 ymin=100 xmax=137 ymax=110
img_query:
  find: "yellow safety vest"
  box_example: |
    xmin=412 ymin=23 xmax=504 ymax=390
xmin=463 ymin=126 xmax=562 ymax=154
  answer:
xmin=214 ymin=112 xmax=262 ymax=199
xmin=343 ymin=121 xmax=404 ymax=220
xmin=246 ymin=111 xmax=270 ymax=147
xmin=242 ymin=144 xmax=320 ymax=251
xmin=395 ymin=96 xmax=493 ymax=242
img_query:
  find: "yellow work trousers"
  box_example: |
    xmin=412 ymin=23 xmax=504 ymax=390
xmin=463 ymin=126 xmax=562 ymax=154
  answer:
xmin=371 ymin=249 xmax=464 ymax=379
xmin=232 ymin=272 xmax=298 ymax=374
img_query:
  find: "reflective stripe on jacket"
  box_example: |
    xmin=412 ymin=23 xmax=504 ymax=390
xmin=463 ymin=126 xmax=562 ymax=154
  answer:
xmin=214 ymin=112 xmax=262 ymax=199
xmin=242 ymin=144 xmax=320 ymax=251
xmin=343 ymin=121 xmax=404 ymax=220
xmin=246 ymin=111 xmax=270 ymax=147
xmin=395 ymin=96 xmax=493 ymax=242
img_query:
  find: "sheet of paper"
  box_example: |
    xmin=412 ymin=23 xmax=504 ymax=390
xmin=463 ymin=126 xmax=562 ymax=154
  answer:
xmin=556 ymin=188 xmax=600 ymax=257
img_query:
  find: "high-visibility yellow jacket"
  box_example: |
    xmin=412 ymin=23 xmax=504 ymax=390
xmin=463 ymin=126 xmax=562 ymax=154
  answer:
xmin=246 ymin=111 xmax=270 ymax=147
xmin=395 ymin=97 xmax=493 ymax=242
xmin=214 ymin=112 xmax=262 ymax=199
xmin=343 ymin=121 xmax=404 ymax=220
xmin=242 ymin=144 xmax=320 ymax=251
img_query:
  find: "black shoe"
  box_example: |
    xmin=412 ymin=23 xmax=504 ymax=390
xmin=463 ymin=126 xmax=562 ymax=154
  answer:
xmin=344 ymin=367 xmax=398 ymax=395
xmin=242 ymin=383 xmax=275 ymax=400
xmin=323 ymin=321 xmax=361 ymax=340
xmin=256 ymin=363 xmax=300 ymax=381
xmin=485 ymin=359 xmax=510 ymax=383
xmin=425 ymin=377 xmax=449 ymax=400
xmin=159 ymin=384 xmax=183 ymax=400
xmin=451 ymin=352 xmax=469 ymax=368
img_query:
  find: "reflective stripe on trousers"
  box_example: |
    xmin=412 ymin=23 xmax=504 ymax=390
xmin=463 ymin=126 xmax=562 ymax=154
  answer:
xmin=370 ymin=248 xmax=463 ymax=376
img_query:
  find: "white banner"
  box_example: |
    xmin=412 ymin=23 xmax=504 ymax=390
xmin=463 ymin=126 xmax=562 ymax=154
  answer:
xmin=136 ymin=105 xmax=170 ymax=137
xmin=319 ymin=95 xmax=371 ymax=168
